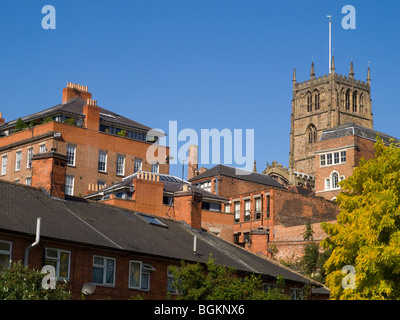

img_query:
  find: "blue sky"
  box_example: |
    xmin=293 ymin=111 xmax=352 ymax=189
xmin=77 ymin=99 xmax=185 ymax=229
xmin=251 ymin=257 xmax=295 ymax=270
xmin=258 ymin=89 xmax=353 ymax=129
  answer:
xmin=1 ymin=0 xmax=399 ymax=178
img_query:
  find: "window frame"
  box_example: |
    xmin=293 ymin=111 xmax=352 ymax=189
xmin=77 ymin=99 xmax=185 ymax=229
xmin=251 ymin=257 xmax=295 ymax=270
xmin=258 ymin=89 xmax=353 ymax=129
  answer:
xmin=15 ymin=151 xmax=21 ymax=172
xmin=0 ymin=240 xmax=12 ymax=269
xmin=98 ymin=152 xmax=107 ymax=173
xmin=44 ymin=248 xmax=71 ymax=281
xmin=320 ymin=154 xmax=326 ymax=167
xmin=266 ymin=194 xmax=271 ymax=218
xmin=66 ymin=145 xmax=76 ymax=167
xmin=319 ymin=150 xmax=347 ymax=167
xmin=134 ymin=159 xmax=142 ymax=173
xmin=255 ymin=197 xmax=261 ymax=220
xmin=116 ymin=155 xmax=125 ymax=176
xmin=307 ymin=94 xmax=312 ymax=112
xmin=151 ymin=162 xmax=159 ymax=174
xmin=331 ymin=172 xmax=339 ymax=189
xmin=199 ymin=181 xmax=211 ymax=192
xmin=1 ymin=154 xmax=7 ymax=175
xmin=334 ymin=152 xmax=340 ymax=164
xmin=325 ymin=171 xmax=345 ymax=191
xmin=290 ymin=288 xmax=304 ymax=300
xmin=234 ymin=202 xmax=240 ymax=223
xmin=345 ymin=90 xmax=350 ymax=111
xmin=65 ymin=175 xmax=74 ymax=196
xmin=314 ymin=91 xmax=320 ymax=110
xmin=244 ymin=199 xmax=251 ymax=221
xmin=128 ymin=260 xmax=154 ymax=291
xmin=341 ymin=151 xmax=347 ymax=163
xmin=92 ymin=255 xmax=116 ymax=286
xmin=39 ymin=144 xmax=46 ymax=153
xmin=27 ymin=148 xmax=33 ymax=168
xmin=167 ymin=266 xmax=178 ymax=295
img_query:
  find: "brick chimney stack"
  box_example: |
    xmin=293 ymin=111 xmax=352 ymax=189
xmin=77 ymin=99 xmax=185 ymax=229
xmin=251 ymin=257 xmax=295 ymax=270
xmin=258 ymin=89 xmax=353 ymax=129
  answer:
xmin=173 ymin=184 xmax=202 ymax=229
xmin=83 ymin=98 xmax=100 ymax=131
xmin=0 ymin=113 xmax=4 ymax=125
xmin=62 ymin=82 xmax=92 ymax=104
xmin=31 ymin=151 xmax=67 ymax=198
xmin=187 ymin=145 xmax=199 ymax=180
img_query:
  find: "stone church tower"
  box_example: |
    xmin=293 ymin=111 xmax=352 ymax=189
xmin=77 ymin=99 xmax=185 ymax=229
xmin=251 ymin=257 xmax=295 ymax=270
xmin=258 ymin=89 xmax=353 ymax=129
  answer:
xmin=289 ymin=57 xmax=373 ymax=185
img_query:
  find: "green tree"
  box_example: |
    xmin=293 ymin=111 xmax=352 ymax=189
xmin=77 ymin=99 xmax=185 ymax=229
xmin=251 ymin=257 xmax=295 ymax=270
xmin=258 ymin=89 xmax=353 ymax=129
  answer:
xmin=64 ymin=118 xmax=76 ymax=125
xmin=298 ymin=223 xmax=331 ymax=283
xmin=42 ymin=116 xmax=54 ymax=124
xmin=302 ymin=222 xmax=314 ymax=241
xmin=0 ymin=261 xmax=71 ymax=300
xmin=321 ymin=137 xmax=400 ymax=299
xmin=168 ymin=256 xmax=289 ymax=300
xmin=299 ymin=242 xmax=320 ymax=276
xmin=14 ymin=118 xmax=25 ymax=132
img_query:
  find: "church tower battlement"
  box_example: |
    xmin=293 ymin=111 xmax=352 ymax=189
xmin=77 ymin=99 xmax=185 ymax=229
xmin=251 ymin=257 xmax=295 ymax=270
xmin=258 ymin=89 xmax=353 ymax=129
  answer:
xmin=289 ymin=58 xmax=373 ymax=185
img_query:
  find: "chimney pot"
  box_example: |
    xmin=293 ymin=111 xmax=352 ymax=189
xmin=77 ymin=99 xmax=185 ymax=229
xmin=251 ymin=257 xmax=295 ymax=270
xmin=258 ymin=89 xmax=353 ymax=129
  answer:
xmin=62 ymin=82 xmax=92 ymax=104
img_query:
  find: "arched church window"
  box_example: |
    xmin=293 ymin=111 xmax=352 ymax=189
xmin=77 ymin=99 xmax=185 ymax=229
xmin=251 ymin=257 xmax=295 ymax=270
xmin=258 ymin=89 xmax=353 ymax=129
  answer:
xmin=336 ymin=90 xmax=339 ymax=107
xmin=314 ymin=90 xmax=320 ymax=110
xmin=359 ymin=94 xmax=364 ymax=114
xmin=352 ymin=91 xmax=357 ymax=112
xmin=345 ymin=89 xmax=350 ymax=111
xmin=307 ymin=125 xmax=317 ymax=144
xmin=331 ymin=172 xmax=339 ymax=189
xmin=307 ymin=93 xmax=312 ymax=112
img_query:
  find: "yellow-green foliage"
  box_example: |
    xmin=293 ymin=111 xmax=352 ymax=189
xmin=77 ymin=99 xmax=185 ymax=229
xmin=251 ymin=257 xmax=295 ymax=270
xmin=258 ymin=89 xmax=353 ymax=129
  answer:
xmin=321 ymin=137 xmax=400 ymax=299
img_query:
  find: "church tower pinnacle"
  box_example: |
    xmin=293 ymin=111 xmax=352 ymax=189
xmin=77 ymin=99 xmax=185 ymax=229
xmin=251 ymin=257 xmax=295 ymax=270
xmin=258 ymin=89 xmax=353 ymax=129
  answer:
xmin=349 ymin=60 xmax=355 ymax=79
xmin=310 ymin=61 xmax=315 ymax=78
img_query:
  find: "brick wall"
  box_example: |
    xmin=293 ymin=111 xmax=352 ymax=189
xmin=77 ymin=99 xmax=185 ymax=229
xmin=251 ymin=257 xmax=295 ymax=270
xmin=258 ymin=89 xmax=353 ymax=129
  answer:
xmin=228 ymin=186 xmax=338 ymax=259
xmin=0 ymin=231 xmax=324 ymax=300
xmin=173 ymin=188 xmax=202 ymax=230
xmin=314 ymin=134 xmax=376 ymax=199
xmin=31 ymin=152 xmax=67 ymax=198
xmin=272 ymin=222 xmax=332 ymax=262
xmin=192 ymin=175 xmax=280 ymax=198
xmin=0 ymin=232 xmax=179 ymax=300
xmin=0 ymin=121 xmax=169 ymax=197
xmin=201 ymin=210 xmax=233 ymax=242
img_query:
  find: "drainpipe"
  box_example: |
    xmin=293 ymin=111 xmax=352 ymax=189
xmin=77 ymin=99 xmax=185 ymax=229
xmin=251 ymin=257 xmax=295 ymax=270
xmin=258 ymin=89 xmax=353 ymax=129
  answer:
xmin=24 ymin=217 xmax=41 ymax=267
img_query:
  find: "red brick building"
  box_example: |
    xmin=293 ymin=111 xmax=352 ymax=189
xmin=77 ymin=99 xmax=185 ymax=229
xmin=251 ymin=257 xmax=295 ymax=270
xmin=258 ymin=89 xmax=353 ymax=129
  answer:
xmin=85 ymin=171 xmax=234 ymax=242
xmin=0 ymin=83 xmax=169 ymax=197
xmin=314 ymin=123 xmax=399 ymax=200
xmin=188 ymin=161 xmax=339 ymax=262
xmin=224 ymin=186 xmax=337 ymax=261
xmin=0 ymin=177 xmax=325 ymax=300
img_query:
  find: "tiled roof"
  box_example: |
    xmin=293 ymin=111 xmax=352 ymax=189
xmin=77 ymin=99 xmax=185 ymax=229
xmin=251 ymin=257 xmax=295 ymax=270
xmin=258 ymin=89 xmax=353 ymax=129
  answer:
xmin=0 ymin=98 xmax=153 ymax=133
xmin=0 ymin=179 xmax=320 ymax=286
xmin=288 ymin=185 xmax=315 ymax=196
xmin=85 ymin=172 xmax=227 ymax=202
xmin=188 ymin=164 xmax=286 ymax=189
xmin=320 ymin=122 xmax=400 ymax=144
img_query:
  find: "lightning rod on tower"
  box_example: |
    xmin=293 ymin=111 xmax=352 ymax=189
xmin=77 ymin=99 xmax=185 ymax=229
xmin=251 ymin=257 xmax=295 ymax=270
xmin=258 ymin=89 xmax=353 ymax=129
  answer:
xmin=327 ymin=15 xmax=332 ymax=74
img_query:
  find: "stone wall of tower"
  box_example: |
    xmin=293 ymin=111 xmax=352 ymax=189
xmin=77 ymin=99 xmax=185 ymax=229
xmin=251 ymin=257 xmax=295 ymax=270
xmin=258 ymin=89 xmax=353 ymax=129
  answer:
xmin=289 ymin=60 xmax=373 ymax=183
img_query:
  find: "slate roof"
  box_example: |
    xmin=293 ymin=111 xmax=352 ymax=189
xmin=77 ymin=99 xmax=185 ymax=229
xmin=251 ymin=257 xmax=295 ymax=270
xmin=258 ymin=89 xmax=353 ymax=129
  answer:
xmin=85 ymin=172 xmax=227 ymax=202
xmin=0 ymin=98 xmax=153 ymax=133
xmin=288 ymin=185 xmax=315 ymax=197
xmin=320 ymin=122 xmax=400 ymax=144
xmin=188 ymin=164 xmax=286 ymax=189
xmin=0 ymin=179 xmax=320 ymax=286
